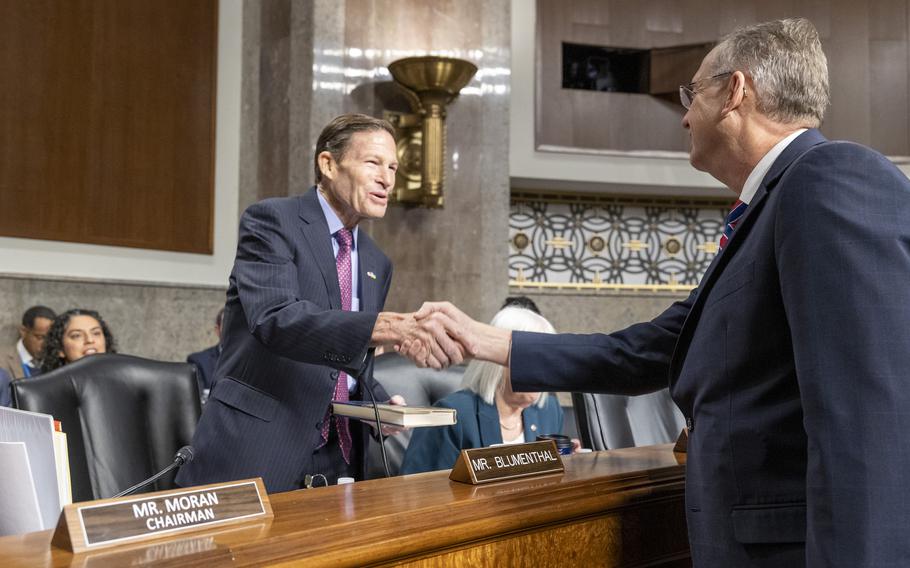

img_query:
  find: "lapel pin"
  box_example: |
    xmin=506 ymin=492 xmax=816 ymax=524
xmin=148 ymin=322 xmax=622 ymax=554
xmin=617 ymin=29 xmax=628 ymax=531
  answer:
xmin=367 ymin=271 xmax=376 ymax=280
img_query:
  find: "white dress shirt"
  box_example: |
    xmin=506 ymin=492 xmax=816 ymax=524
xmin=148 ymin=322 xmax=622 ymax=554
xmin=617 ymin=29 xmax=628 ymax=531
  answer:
xmin=739 ymin=129 xmax=807 ymax=204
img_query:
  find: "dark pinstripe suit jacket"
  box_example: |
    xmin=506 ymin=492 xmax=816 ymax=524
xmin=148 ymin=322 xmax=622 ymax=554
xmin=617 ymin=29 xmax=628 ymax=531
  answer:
xmin=511 ymin=130 xmax=910 ymax=566
xmin=177 ymin=187 xmax=392 ymax=493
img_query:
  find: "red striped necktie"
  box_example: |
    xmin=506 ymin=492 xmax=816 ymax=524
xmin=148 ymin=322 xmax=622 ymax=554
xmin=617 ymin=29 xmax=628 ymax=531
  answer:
xmin=719 ymin=200 xmax=748 ymax=250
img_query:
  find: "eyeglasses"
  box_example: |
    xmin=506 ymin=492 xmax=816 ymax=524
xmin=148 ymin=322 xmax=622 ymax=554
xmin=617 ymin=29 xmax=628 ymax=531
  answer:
xmin=679 ymin=71 xmax=733 ymax=110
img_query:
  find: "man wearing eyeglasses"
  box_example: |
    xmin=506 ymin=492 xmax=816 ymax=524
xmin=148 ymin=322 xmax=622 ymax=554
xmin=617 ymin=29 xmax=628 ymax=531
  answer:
xmin=407 ymin=17 xmax=910 ymax=567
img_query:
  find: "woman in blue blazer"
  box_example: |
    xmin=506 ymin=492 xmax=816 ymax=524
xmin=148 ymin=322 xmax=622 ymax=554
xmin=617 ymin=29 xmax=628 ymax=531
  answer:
xmin=401 ymin=307 xmax=564 ymax=474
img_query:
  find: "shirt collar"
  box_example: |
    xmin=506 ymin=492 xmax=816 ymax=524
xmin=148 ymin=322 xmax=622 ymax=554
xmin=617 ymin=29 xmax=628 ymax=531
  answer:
xmin=316 ymin=188 xmax=358 ymax=248
xmin=740 ymin=128 xmax=807 ymax=205
xmin=16 ymin=338 xmax=33 ymax=366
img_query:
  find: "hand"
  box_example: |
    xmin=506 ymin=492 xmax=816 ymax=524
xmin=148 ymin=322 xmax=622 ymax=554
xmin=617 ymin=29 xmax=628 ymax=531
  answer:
xmin=371 ymin=311 xmax=465 ymax=369
xmin=571 ymin=438 xmax=582 ymax=454
xmin=397 ymin=307 xmax=470 ymax=369
xmin=378 ymin=394 xmax=407 ymax=436
xmin=398 ymin=302 xmax=478 ymax=368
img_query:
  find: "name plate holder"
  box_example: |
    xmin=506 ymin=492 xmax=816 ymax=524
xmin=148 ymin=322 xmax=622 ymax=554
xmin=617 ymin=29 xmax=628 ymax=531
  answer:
xmin=52 ymin=478 xmax=273 ymax=554
xmin=449 ymin=440 xmax=564 ymax=485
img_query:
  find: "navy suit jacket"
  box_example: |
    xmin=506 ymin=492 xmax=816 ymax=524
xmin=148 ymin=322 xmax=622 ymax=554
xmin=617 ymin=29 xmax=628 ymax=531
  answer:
xmin=511 ymin=130 xmax=910 ymax=567
xmin=177 ymin=188 xmax=392 ymax=493
xmin=400 ymin=389 xmax=564 ymax=474
xmin=0 ymin=368 xmax=12 ymax=407
xmin=186 ymin=344 xmax=220 ymax=396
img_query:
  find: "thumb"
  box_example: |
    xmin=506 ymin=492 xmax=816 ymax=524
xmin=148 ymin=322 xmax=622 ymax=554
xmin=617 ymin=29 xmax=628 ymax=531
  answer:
xmin=415 ymin=301 xmax=443 ymax=320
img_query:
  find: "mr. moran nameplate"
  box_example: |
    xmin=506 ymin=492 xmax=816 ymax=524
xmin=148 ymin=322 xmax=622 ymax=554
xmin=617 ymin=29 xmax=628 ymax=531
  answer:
xmin=53 ymin=478 xmax=272 ymax=553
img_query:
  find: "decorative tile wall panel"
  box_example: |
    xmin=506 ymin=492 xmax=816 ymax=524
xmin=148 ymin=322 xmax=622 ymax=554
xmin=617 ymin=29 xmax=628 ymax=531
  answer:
xmin=509 ymin=192 xmax=731 ymax=292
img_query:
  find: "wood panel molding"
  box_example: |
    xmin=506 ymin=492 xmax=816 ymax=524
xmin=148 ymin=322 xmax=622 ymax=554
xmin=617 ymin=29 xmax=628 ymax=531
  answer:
xmin=0 ymin=0 xmax=218 ymax=253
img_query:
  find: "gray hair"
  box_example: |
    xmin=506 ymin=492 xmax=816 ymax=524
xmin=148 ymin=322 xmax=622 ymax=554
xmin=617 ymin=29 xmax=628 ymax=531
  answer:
xmin=710 ymin=17 xmax=829 ymax=127
xmin=460 ymin=307 xmax=556 ymax=407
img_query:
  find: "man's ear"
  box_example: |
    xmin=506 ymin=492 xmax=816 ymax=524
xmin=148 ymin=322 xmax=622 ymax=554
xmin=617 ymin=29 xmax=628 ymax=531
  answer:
xmin=317 ymin=151 xmax=336 ymax=181
xmin=721 ymin=71 xmax=748 ymax=116
xmin=18 ymin=325 xmax=27 ymax=340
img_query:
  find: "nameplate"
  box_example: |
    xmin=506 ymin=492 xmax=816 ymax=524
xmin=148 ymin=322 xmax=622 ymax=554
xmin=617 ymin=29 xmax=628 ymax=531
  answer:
xmin=449 ymin=440 xmax=564 ymax=485
xmin=673 ymin=428 xmax=688 ymax=453
xmin=52 ymin=478 xmax=272 ymax=554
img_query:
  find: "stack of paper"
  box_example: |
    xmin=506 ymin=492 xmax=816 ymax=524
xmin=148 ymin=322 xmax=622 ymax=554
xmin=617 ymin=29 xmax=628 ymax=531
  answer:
xmin=53 ymin=420 xmax=72 ymax=507
xmin=0 ymin=442 xmax=43 ymax=536
xmin=0 ymin=407 xmax=64 ymax=535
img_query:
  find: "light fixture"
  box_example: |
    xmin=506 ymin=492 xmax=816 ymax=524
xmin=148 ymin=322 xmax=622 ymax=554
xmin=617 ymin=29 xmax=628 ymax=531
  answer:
xmin=385 ymin=56 xmax=477 ymax=208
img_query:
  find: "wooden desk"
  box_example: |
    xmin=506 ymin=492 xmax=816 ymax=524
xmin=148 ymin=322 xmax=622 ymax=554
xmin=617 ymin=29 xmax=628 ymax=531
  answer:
xmin=0 ymin=444 xmax=688 ymax=567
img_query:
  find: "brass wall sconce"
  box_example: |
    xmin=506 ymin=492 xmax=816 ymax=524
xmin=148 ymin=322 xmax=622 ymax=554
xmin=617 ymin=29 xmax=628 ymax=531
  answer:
xmin=385 ymin=56 xmax=477 ymax=208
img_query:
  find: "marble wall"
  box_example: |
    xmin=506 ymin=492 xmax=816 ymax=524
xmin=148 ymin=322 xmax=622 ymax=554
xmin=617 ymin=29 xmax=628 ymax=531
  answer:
xmin=0 ymin=275 xmax=226 ymax=363
xmin=515 ymin=289 xmax=688 ymax=336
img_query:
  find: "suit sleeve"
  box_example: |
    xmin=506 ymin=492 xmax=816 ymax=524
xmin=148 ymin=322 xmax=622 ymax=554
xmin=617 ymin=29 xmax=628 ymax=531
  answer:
xmin=775 ymin=143 xmax=910 ymax=565
xmin=234 ymin=201 xmax=378 ymax=375
xmin=510 ymin=291 xmax=693 ymax=395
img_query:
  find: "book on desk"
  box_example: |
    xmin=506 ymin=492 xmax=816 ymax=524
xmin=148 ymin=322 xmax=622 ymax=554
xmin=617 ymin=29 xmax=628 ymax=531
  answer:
xmin=332 ymin=401 xmax=456 ymax=428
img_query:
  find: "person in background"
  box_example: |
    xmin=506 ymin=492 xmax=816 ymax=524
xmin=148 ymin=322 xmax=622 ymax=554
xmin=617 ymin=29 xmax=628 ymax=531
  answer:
xmin=186 ymin=308 xmax=224 ymax=403
xmin=500 ymin=295 xmax=541 ymax=314
xmin=400 ymin=307 xmax=565 ymax=474
xmin=38 ymin=309 xmax=116 ymax=373
xmin=1 ymin=305 xmax=56 ymax=379
xmin=0 ymin=368 xmax=13 ymax=407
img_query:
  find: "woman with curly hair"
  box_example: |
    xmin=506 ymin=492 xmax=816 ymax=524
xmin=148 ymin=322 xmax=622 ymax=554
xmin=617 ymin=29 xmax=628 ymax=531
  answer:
xmin=38 ymin=309 xmax=117 ymax=373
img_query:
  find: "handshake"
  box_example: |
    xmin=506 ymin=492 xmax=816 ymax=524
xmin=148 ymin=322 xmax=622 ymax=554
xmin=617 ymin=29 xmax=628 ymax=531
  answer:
xmin=372 ymin=302 xmax=511 ymax=369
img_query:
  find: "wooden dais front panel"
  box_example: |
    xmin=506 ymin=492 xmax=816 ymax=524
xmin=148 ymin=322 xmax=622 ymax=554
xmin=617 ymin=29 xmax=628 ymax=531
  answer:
xmin=0 ymin=445 xmax=689 ymax=567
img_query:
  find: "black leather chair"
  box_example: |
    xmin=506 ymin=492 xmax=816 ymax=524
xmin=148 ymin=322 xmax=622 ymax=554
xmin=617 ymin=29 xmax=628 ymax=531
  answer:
xmin=11 ymin=354 xmax=201 ymax=502
xmin=572 ymin=389 xmax=685 ymax=450
xmin=367 ymin=352 xmax=464 ymax=478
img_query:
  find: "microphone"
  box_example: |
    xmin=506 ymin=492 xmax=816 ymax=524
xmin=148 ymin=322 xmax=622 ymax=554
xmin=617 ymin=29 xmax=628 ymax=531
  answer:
xmin=112 ymin=446 xmax=195 ymax=499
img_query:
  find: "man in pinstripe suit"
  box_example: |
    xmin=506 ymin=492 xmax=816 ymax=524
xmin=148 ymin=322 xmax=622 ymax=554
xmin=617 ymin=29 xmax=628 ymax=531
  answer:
xmin=177 ymin=114 xmax=465 ymax=491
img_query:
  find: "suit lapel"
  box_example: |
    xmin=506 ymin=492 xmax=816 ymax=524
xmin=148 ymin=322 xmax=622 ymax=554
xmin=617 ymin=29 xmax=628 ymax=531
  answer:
xmin=668 ymin=129 xmax=829 ymax=384
xmin=298 ymin=187 xmax=343 ymax=310
xmin=357 ymin=232 xmax=382 ymax=313
xmin=522 ymin=405 xmax=541 ymax=441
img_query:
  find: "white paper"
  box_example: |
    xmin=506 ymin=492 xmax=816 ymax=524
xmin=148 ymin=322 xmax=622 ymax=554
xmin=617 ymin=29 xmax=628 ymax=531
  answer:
xmin=0 ymin=407 xmax=61 ymax=530
xmin=0 ymin=442 xmax=43 ymax=536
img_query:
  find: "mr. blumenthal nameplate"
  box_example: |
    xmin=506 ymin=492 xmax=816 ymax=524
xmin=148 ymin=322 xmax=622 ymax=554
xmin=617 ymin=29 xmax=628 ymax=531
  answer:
xmin=449 ymin=440 xmax=564 ymax=485
xmin=52 ymin=478 xmax=272 ymax=553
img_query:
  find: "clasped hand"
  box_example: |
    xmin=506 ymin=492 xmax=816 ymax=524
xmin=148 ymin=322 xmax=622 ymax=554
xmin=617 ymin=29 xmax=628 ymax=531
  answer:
xmin=395 ymin=302 xmax=476 ymax=369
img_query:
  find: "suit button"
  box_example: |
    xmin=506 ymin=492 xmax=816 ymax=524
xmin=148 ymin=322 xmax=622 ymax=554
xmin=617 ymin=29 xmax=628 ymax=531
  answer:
xmin=316 ymin=421 xmax=323 ymax=430
xmin=686 ymin=417 xmax=694 ymax=431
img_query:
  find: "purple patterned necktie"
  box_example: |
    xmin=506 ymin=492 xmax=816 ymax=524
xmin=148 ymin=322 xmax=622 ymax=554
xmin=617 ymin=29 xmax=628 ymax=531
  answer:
xmin=320 ymin=228 xmax=354 ymax=464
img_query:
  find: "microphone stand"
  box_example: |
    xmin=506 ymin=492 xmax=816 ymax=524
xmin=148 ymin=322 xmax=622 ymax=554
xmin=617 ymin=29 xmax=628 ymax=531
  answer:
xmin=112 ymin=447 xmax=193 ymax=499
xmin=363 ymin=381 xmax=391 ymax=478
